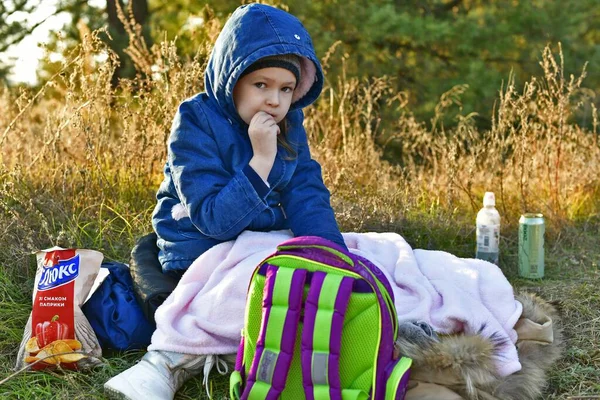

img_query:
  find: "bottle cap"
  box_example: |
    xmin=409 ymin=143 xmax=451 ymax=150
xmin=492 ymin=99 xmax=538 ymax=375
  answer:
xmin=483 ymin=192 xmax=496 ymax=207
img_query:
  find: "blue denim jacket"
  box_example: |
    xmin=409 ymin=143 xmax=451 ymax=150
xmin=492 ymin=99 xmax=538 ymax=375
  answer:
xmin=152 ymin=4 xmax=346 ymax=272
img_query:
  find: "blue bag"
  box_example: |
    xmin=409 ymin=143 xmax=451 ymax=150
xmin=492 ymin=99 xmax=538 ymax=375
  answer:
xmin=82 ymin=261 xmax=155 ymax=350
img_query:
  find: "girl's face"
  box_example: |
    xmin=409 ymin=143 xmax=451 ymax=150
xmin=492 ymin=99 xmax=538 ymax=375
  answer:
xmin=233 ymin=67 xmax=297 ymax=125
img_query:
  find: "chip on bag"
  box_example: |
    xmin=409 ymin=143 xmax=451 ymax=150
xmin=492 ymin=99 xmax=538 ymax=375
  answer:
xmin=15 ymin=247 xmax=104 ymax=370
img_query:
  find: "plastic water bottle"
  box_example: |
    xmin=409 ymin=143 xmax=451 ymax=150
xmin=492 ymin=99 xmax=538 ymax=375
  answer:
xmin=476 ymin=192 xmax=500 ymax=265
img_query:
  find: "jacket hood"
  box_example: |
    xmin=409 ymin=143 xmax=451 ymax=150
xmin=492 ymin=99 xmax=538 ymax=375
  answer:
xmin=204 ymin=4 xmax=324 ymax=123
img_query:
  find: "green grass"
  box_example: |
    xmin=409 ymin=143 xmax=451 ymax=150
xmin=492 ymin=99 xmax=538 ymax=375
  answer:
xmin=527 ymin=281 xmax=600 ymax=398
xmin=1 ymin=207 xmax=599 ymax=399
xmin=1 ymin=32 xmax=599 ymax=399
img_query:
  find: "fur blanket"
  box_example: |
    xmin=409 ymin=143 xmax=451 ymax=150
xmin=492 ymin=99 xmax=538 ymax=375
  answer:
xmin=401 ymin=292 xmax=564 ymax=400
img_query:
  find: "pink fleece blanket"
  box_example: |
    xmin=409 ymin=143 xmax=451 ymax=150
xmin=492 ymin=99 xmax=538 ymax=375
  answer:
xmin=149 ymin=230 xmax=523 ymax=376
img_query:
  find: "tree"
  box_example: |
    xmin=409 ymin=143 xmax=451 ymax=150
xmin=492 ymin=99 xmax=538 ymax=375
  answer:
xmin=0 ymin=1 xmax=76 ymax=53
xmin=106 ymin=0 xmax=151 ymax=85
xmin=0 ymin=0 xmax=151 ymax=86
xmin=148 ymin=0 xmax=599 ymax=129
xmin=3 ymin=0 xmax=598 ymax=129
xmin=286 ymin=0 xmax=600 ymax=128
xmin=0 ymin=1 xmax=61 ymax=82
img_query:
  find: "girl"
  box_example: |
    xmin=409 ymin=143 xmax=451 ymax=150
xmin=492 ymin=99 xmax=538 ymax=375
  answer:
xmin=152 ymin=4 xmax=345 ymax=276
xmin=105 ymin=3 xmax=345 ymax=399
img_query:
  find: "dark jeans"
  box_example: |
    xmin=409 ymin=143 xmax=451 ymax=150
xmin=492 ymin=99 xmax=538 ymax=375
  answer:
xmin=129 ymin=233 xmax=180 ymax=324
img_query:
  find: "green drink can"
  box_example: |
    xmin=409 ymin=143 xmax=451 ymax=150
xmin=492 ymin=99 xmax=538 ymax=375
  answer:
xmin=518 ymin=213 xmax=545 ymax=279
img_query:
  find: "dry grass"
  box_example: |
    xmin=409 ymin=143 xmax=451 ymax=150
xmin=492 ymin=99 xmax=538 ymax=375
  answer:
xmin=0 ymin=10 xmax=598 ymax=399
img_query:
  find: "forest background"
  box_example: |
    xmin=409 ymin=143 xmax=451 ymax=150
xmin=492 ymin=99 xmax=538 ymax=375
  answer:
xmin=0 ymin=0 xmax=599 ymax=398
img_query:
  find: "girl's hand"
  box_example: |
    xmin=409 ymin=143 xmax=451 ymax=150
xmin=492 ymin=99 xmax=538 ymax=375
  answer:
xmin=248 ymin=111 xmax=279 ymax=181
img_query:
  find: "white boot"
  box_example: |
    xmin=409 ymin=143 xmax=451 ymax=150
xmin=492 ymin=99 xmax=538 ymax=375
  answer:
xmin=104 ymin=350 xmax=208 ymax=400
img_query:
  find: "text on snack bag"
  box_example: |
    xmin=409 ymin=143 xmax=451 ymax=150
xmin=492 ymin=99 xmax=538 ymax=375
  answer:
xmin=38 ymin=255 xmax=80 ymax=291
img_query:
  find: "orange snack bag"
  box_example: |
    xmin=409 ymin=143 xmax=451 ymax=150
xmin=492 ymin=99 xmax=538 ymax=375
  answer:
xmin=15 ymin=247 xmax=104 ymax=370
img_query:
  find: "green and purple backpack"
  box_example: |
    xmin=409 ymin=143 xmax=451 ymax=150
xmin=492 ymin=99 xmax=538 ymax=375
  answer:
xmin=230 ymin=236 xmax=412 ymax=400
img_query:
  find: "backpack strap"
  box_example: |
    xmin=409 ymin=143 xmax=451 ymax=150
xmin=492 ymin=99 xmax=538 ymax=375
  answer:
xmin=241 ymin=264 xmax=307 ymax=400
xmin=385 ymin=357 xmax=412 ymax=400
xmin=229 ymin=335 xmax=246 ymax=400
xmin=301 ymin=271 xmax=354 ymax=400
